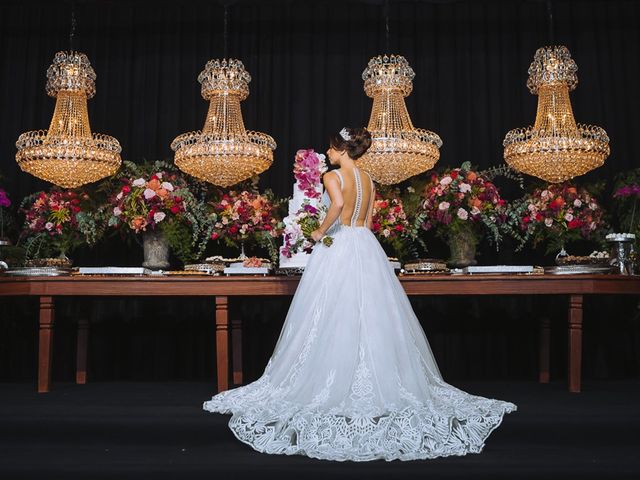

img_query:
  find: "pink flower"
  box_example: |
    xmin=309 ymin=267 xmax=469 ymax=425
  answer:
xmin=564 ymin=213 xmax=574 ymax=222
xmin=438 ymin=201 xmax=450 ymax=211
xmin=45 ymin=222 xmax=54 ymax=231
xmin=457 ymin=208 xmax=469 ymax=220
xmin=161 ymin=182 xmax=174 ymax=192
xmin=143 ymin=188 xmax=156 ymax=200
xmin=132 ymin=178 xmax=146 ymax=187
xmin=544 ymin=218 xmax=553 ymax=227
xmin=459 ymin=183 xmax=471 ymax=193
xmin=153 ymin=211 xmax=166 ymax=223
xmin=440 ymin=176 xmax=453 ymax=186
xmin=113 ymin=207 xmax=122 ymax=216
xmin=573 ymin=199 xmax=582 ymax=207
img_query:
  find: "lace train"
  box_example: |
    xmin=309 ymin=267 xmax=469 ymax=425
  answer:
xmin=203 ymin=224 xmax=516 ymax=461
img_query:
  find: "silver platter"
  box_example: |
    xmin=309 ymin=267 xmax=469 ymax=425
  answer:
xmin=544 ymin=265 xmax=613 ymax=275
xmin=3 ymin=266 xmax=72 ymax=276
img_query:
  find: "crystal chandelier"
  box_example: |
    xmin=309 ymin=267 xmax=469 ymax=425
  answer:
xmin=358 ymin=55 xmax=442 ymax=185
xmin=15 ymin=51 xmax=122 ymax=188
xmin=503 ymin=46 xmax=609 ymax=183
xmin=171 ymin=59 xmax=276 ymax=187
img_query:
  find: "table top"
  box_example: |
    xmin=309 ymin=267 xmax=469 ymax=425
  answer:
xmin=1 ymin=273 xmax=639 ymax=296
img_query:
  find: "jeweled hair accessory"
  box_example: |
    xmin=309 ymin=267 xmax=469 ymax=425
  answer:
xmin=339 ymin=128 xmax=352 ymax=141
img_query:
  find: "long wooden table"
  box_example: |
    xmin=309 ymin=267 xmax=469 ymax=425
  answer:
xmin=1 ymin=274 xmax=639 ymax=394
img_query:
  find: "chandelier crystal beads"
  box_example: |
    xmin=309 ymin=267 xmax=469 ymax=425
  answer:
xmin=15 ymin=51 xmax=122 ymax=188
xmin=171 ymin=59 xmax=276 ymax=187
xmin=358 ymin=55 xmax=442 ymax=185
xmin=503 ymin=46 xmax=609 ymax=183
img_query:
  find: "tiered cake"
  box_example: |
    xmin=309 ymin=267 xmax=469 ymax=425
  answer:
xmin=279 ymin=149 xmax=327 ymax=269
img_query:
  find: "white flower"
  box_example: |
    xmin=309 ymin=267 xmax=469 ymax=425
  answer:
xmin=143 ymin=188 xmax=156 ymax=200
xmin=438 ymin=201 xmax=450 ymax=211
xmin=574 ymin=199 xmax=582 ymax=207
xmin=113 ymin=207 xmax=122 ymax=216
xmin=564 ymin=213 xmax=574 ymax=222
xmin=153 ymin=211 xmax=166 ymax=223
xmin=457 ymin=208 xmax=469 ymax=220
xmin=406 ymin=186 xmax=415 ymax=193
xmin=221 ymin=217 xmax=229 ymax=225
xmin=545 ymin=218 xmax=553 ymax=227
xmin=382 ymin=228 xmax=391 ymax=237
xmin=459 ymin=183 xmax=471 ymax=193
xmin=156 ymin=172 xmax=163 ymax=179
xmin=528 ymin=204 xmax=538 ymax=212
xmin=161 ymin=181 xmax=174 ymax=191
xmin=116 ymin=191 xmax=123 ymax=200
xmin=132 ymin=178 xmax=146 ymax=187
xmin=440 ymin=176 xmax=453 ymax=186
xmin=471 ymin=206 xmax=481 ymax=216
xmin=541 ymin=190 xmax=550 ymax=199
xmin=45 ymin=222 xmax=54 ymax=231
xmin=589 ymin=202 xmax=598 ymax=210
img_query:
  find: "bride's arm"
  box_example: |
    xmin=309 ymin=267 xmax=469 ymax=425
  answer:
xmin=311 ymin=172 xmax=344 ymax=241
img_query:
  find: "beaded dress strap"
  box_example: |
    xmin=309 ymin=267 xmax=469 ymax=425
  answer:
xmin=333 ymin=170 xmax=344 ymax=189
xmin=351 ymin=167 xmax=362 ymax=226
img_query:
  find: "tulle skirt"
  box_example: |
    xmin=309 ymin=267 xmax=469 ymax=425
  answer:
xmin=203 ymin=224 xmax=516 ymax=461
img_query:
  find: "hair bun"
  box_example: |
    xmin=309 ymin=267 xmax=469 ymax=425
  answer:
xmin=344 ymin=127 xmax=372 ymax=159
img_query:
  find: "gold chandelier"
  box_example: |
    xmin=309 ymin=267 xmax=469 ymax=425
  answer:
xmin=171 ymin=59 xmax=276 ymax=187
xmin=503 ymin=46 xmax=609 ymax=183
xmin=16 ymin=51 xmax=122 ymax=188
xmin=357 ymin=55 xmax=442 ymax=185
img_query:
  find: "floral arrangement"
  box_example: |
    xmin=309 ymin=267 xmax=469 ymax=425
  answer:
xmin=280 ymin=201 xmax=333 ymax=258
xmin=612 ymin=168 xmax=640 ymax=237
xmin=209 ymin=188 xmax=284 ymax=262
xmin=420 ymin=162 xmax=507 ymax=248
xmin=371 ymin=187 xmax=426 ymax=260
xmin=20 ymin=189 xmax=100 ymax=260
xmin=293 ymin=149 xmax=327 ymax=198
xmin=103 ymin=160 xmax=210 ymax=265
xmin=509 ymin=182 xmax=607 ymax=254
xmin=0 ymin=187 xmax=10 ymax=240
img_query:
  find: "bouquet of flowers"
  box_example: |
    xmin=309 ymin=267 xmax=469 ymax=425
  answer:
xmin=280 ymin=201 xmax=333 ymax=258
xmin=20 ymin=189 xmax=100 ymax=260
xmin=509 ymin=182 xmax=607 ymax=254
xmin=420 ymin=162 xmax=507 ymax=248
xmin=103 ymin=161 xmax=210 ymax=264
xmin=209 ymin=188 xmax=284 ymax=262
xmin=612 ymin=168 xmax=640 ymax=237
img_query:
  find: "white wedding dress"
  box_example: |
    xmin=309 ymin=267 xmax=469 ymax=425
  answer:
xmin=203 ymin=167 xmax=516 ymax=461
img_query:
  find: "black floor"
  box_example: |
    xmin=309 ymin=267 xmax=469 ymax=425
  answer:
xmin=1 ymin=380 xmax=639 ymax=479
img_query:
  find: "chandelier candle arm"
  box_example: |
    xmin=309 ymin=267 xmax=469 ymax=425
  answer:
xmin=503 ymin=45 xmax=609 ymax=183
xmin=15 ymin=51 xmax=122 ymax=188
xmin=358 ymin=54 xmax=442 ymax=185
xmin=171 ymin=59 xmax=276 ymax=187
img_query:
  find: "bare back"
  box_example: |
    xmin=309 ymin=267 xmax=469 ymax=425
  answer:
xmin=332 ymin=167 xmax=374 ymax=227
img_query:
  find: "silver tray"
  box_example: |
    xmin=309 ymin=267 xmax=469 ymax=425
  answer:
xmin=3 ymin=267 xmax=72 ymax=276
xmin=544 ymin=265 xmax=613 ymax=275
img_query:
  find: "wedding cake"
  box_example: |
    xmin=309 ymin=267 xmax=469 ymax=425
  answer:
xmin=279 ymin=149 xmax=327 ymax=269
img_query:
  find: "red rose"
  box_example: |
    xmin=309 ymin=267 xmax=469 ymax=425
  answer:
xmin=229 ymin=225 xmax=238 ymax=234
xmin=535 ymin=213 xmax=542 ymax=221
xmin=450 ymin=171 xmax=459 ymax=179
xmin=550 ymin=197 xmax=565 ymax=210
xmin=568 ymin=219 xmax=582 ymax=229
xmin=395 ymin=225 xmax=404 ymax=232
xmin=522 ymin=216 xmax=531 ymax=225
xmin=210 ymin=232 xmax=220 ymax=240
xmin=122 ymin=185 xmax=131 ymax=194
xmin=170 ymin=206 xmax=180 ymax=214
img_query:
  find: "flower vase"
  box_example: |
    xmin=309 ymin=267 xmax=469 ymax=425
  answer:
xmin=447 ymin=228 xmax=478 ymax=268
xmin=142 ymin=229 xmax=170 ymax=270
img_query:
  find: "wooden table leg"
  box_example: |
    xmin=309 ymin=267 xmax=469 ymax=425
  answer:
xmin=76 ymin=318 xmax=89 ymax=384
xmin=215 ymin=296 xmax=229 ymax=393
xmin=539 ymin=316 xmax=551 ymax=384
xmin=232 ymin=317 xmax=243 ymax=386
xmin=38 ymin=296 xmax=55 ymax=393
xmin=568 ymin=295 xmax=583 ymax=393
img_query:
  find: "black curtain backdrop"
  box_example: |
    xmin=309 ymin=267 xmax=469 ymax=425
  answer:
xmin=1 ymin=0 xmax=639 ymax=384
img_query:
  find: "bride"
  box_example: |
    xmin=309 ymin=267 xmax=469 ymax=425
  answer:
xmin=203 ymin=127 xmax=516 ymax=461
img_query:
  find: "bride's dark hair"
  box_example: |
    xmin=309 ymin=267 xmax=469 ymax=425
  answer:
xmin=329 ymin=127 xmax=372 ymax=160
